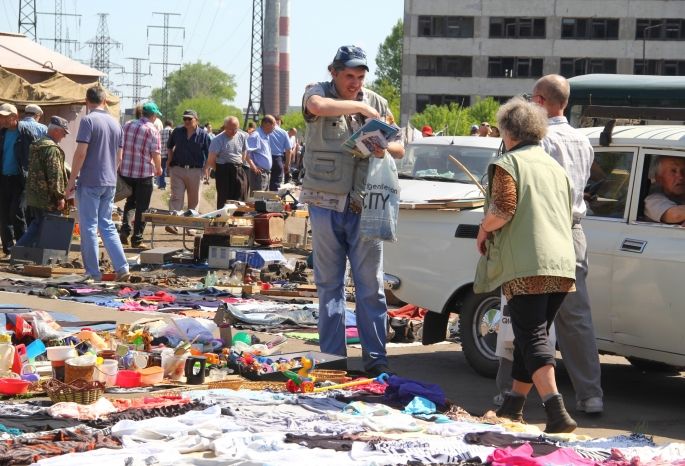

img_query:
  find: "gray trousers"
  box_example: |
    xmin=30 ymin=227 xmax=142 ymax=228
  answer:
xmin=248 ymin=169 xmax=270 ymax=195
xmin=497 ymin=224 xmax=603 ymax=402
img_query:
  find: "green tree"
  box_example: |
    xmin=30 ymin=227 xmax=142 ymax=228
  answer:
xmin=279 ymin=111 xmax=305 ymax=135
xmin=410 ymin=98 xmax=501 ymax=136
xmin=468 ymin=97 xmax=500 ymax=129
xmin=151 ymin=61 xmax=237 ymax=122
xmin=376 ymin=19 xmax=403 ymax=89
xmin=174 ymin=97 xmax=242 ymax=131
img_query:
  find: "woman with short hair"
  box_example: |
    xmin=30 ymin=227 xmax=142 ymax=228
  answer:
xmin=474 ymin=96 xmax=577 ymax=433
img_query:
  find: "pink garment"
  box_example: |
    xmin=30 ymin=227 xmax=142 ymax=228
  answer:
xmin=346 ymin=327 xmax=359 ymax=338
xmin=488 ymin=443 xmax=596 ymax=466
xmin=48 ymin=397 xmax=117 ymax=420
xmin=119 ymin=300 xmax=159 ymax=312
xmin=111 ymin=395 xmax=189 ymax=411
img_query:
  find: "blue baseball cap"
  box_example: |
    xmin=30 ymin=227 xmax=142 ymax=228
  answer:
xmin=332 ymin=45 xmax=369 ymax=71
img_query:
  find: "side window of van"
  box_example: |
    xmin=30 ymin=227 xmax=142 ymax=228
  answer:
xmin=585 ymin=151 xmax=634 ymax=219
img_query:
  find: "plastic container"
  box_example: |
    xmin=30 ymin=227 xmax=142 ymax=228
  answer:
xmin=0 ymin=378 xmax=31 ymax=395
xmin=0 ymin=343 xmax=14 ymax=372
xmin=25 ymin=339 xmax=46 ymax=360
xmin=64 ymin=354 xmax=97 ymax=384
xmin=138 ymin=366 xmax=163 ymax=386
xmin=47 ymin=346 xmax=77 ymax=362
xmin=94 ymin=359 xmax=118 ymax=387
xmin=116 ymin=370 xmax=141 ymax=388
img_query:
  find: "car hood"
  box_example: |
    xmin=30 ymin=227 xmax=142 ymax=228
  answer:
xmin=399 ymin=179 xmax=484 ymax=203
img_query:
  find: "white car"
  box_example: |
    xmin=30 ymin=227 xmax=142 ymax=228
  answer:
xmin=385 ymin=126 xmax=685 ymax=377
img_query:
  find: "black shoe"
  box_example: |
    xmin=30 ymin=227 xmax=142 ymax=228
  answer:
xmin=119 ymin=235 xmax=129 ymax=246
xmin=366 ymin=364 xmax=394 ymax=379
xmin=544 ymin=394 xmax=577 ymax=433
xmin=496 ymin=393 xmax=526 ymax=423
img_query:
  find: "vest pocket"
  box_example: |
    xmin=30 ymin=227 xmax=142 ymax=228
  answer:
xmin=304 ymin=151 xmax=355 ymax=193
xmin=323 ymin=117 xmax=348 ymax=141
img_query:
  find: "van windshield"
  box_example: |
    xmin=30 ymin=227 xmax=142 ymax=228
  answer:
xmin=397 ymin=144 xmax=499 ymax=183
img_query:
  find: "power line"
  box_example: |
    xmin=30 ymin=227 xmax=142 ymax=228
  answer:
xmin=18 ymin=0 xmax=37 ymax=40
xmin=86 ymin=13 xmax=123 ymax=90
xmin=244 ymin=0 xmax=264 ymax=127
xmin=147 ymin=12 xmax=184 ymax=116
xmin=38 ymin=0 xmax=81 ymax=56
xmin=119 ymin=57 xmax=150 ymax=110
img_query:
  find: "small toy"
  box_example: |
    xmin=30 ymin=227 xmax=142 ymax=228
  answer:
xmin=312 ymin=373 xmax=390 ymax=393
xmin=296 ymin=354 xmax=314 ymax=378
xmin=283 ymin=370 xmax=315 ymax=393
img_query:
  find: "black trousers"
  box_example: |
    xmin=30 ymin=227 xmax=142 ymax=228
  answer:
xmin=120 ymin=175 xmax=154 ymax=244
xmin=215 ymin=163 xmax=248 ymax=208
xmin=509 ymin=292 xmax=567 ymax=384
xmin=0 ymin=175 xmax=26 ymax=253
xmin=269 ymin=155 xmax=284 ymax=191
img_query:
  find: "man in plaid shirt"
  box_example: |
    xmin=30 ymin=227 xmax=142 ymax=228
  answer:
xmin=119 ymin=101 xmax=163 ymax=248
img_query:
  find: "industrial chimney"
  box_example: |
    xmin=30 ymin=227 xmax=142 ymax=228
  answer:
xmin=263 ymin=0 xmax=280 ymax=116
xmin=278 ymin=0 xmax=290 ymax=116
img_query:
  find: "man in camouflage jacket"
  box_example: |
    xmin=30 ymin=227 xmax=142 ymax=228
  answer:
xmin=15 ymin=116 xmax=70 ymax=248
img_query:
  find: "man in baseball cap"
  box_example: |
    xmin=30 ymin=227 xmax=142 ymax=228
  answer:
xmin=22 ymin=104 xmax=47 ymax=138
xmin=331 ymin=45 xmax=369 ymax=71
xmin=0 ymin=103 xmax=17 ymax=116
xmin=142 ymin=101 xmax=163 ymax=117
xmin=421 ymin=125 xmax=433 ymax=137
xmin=49 ymin=115 xmax=70 ymax=134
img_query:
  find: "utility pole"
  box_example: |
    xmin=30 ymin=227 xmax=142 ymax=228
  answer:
xmin=38 ymin=0 xmax=81 ymax=56
xmin=86 ymin=13 xmax=122 ymax=90
xmin=147 ymin=12 xmax=184 ymax=117
xmin=120 ymin=57 xmax=150 ymax=111
xmin=18 ymin=0 xmax=37 ymax=40
xmin=244 ymin=0 xmax=264 ymax=128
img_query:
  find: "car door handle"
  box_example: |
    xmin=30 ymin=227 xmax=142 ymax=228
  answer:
xmin=620 ymin=238 xmax=646 ymax=253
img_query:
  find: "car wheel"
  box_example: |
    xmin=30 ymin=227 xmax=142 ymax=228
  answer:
xmin=626 ymin=357 xmax=682 ymax=374
xmin=459 ymin=290 xmax=501 ymax=378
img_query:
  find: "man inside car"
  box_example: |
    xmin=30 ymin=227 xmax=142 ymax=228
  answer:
xmin=644 ymin=156 xmax=685 ymax=225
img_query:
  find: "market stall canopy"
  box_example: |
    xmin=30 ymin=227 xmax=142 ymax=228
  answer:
xmin=0 ymin=67 xmax=120 ymax=117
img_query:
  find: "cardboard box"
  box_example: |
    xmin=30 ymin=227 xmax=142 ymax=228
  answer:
xmin=230 ymin=235 xmax=252 ymax=247
xmin=140 ymin=247 xmax=183 ymax=264
xmin=234 ymin=351 xmax=347 ymax=381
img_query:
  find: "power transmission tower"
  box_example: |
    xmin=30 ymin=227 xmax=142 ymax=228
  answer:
xmin=86 ymin=13 xmax=123 ymax=90
xmin=38 ymin=0 xmax=81 ymax=56
xmin=18 ymin=0 xmax=37 ymax=40
xmin=120 ymin=57 xmax=150 ymax=110
xmin=147 ymin=12 xmax=184 ymax=117
xmin=244 ymin=0 xmax=264 ymax=128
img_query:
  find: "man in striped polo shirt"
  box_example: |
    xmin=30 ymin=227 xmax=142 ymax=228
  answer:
xmin=119 ymin=101 xmax=162 ymax=249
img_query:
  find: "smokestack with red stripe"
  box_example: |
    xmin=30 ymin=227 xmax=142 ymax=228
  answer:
xmin=263 ymin=0 xmax=280 ymax=116
xmin=278 ymin=0 xmax=290 ymax=116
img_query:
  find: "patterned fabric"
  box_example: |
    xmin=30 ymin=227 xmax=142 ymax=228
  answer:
xmin=119 ymin=117 xmax=161 ymax=178
xmin=490 ymin=166 xmax=575 ymax=300
xmin=26 ymin=137 xmax=68 ymax=210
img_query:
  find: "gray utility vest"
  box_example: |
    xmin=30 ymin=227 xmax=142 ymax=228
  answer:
xmin=302 ymin=82 xmax=389 ymax=206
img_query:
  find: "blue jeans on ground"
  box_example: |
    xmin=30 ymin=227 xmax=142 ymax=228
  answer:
xmin=157 ymin=157 xmax=167 ymax=188
xmin=309 ymin=203 xmax=388 ymax=371
xmin=76 ymin=185 xmax=128 ymax=280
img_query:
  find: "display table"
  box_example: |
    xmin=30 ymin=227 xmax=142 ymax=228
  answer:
xmin=142 ymin=213 xmax=229 ymax=249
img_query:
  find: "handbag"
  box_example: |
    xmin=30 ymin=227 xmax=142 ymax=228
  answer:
xmin=359 ymin=152 xmax=401 ymax=242
xmin=114 ymin=175 xmax=132 ymax=202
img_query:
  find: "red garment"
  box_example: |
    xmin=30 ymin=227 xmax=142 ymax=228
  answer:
xmin=388 ymin=304 xmax=428 ymax=320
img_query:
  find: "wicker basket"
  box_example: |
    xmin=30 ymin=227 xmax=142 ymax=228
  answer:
xmin=45 ymin=378 xmax=105 ymax=404
xmin=310 ymin=370 xmax=348 ymax=384
xmin=239 ymin=381 xmax=287 ymax=392
xmin=207 ymin=378 xmax=248 ymax=390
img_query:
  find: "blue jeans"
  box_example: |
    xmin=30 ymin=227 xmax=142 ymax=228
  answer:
xmin=15 ymin=207 xmax=51 ymax=248
xmin=309 ymin=203 xmax=388 ymax=370
xmin=76 ymin=185 xmax=128 ymax=280
xmin=157 ymin=157 xmax=167 ymax=188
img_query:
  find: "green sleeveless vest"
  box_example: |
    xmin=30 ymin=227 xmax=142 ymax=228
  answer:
xmin=474 ymin=145 xmax=576 ymax=294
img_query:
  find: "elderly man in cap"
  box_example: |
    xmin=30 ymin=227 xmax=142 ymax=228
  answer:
xmin=301 ymin=45 xmax=404 ymax=377
xmin=119 ymin=102 xmax=163 ymax=249
xmin=15 ymin=116 xmax=70 ymax=249
xmin=0 ymin=103 xmax=38 ymax=256
xmin=165 ymin=109 xmax=211 ymax=234
xmin=22 ymin=104 xmax=47 ymax=139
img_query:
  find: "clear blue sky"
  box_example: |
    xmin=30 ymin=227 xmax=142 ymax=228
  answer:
xmin=0 ymin=0 xmax=404 ymax=111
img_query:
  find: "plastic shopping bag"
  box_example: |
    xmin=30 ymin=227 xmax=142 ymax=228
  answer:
xmin=360 ymin=153 xmax=400 ymax=242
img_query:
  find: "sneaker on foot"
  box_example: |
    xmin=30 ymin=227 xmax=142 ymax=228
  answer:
xmin=119 ymin=235 xmax=129 ymax=246
xmin=576 ymin=396 xmax=603 ymax=414
xmin=115 ymin=271 xmax=131 ymax=282
xmin=366 ymin=364 xmax=395 ymax=378
xmin=165 ymin=226 xmax=179 ymax=235
xmin=131 ymin=242 xmax=150 ymax=250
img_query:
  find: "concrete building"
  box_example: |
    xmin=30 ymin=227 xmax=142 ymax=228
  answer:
xmin=400 ymin=0 xmax=685 ymax=124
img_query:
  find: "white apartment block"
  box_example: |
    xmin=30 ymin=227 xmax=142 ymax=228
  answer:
xmin=400 ymin=0 xmax=685 ymax=124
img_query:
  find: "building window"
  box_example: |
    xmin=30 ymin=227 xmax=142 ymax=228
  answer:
xmin=634 ymin=59 xmax=685 ymax=76
xmin=418 ymin=16 xmax=474 ymax=38
xmin=560 ymin=58 xmax=617 ymax=77
xmin=488 ymin=57 xmax=543 ymax=78
xmin=636 ymin=18 xmax=685 ymax=40
xmin=561 ymin=18 xmax=619 ymax=39
xmin=492 ymin=96 xmax=515 ymax=104
xmin=416 ymin=56 xmax=472 ymax=77
xmin=489 ymin=17 xmax=546 ymax=38
xmin=416 ymin=95 xmax=470 ymax=113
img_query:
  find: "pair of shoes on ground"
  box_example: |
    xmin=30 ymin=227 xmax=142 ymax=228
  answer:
xmin=120 ymin=236 xmax=149 ymax=250
xmin=576 ymin=396 xmax=603 ymax=414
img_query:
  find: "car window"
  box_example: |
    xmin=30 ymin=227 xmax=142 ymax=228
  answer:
xmin=399 ymin=144 xmax=498 ymax=183
xmin=639 ymin=153 xmax=685 ymax=224
xmin=585 ymin=150 xmax=634 ymax=219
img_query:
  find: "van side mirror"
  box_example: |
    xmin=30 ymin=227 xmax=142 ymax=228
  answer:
xmin=599 ymin=119 xmax=616 ymax=146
